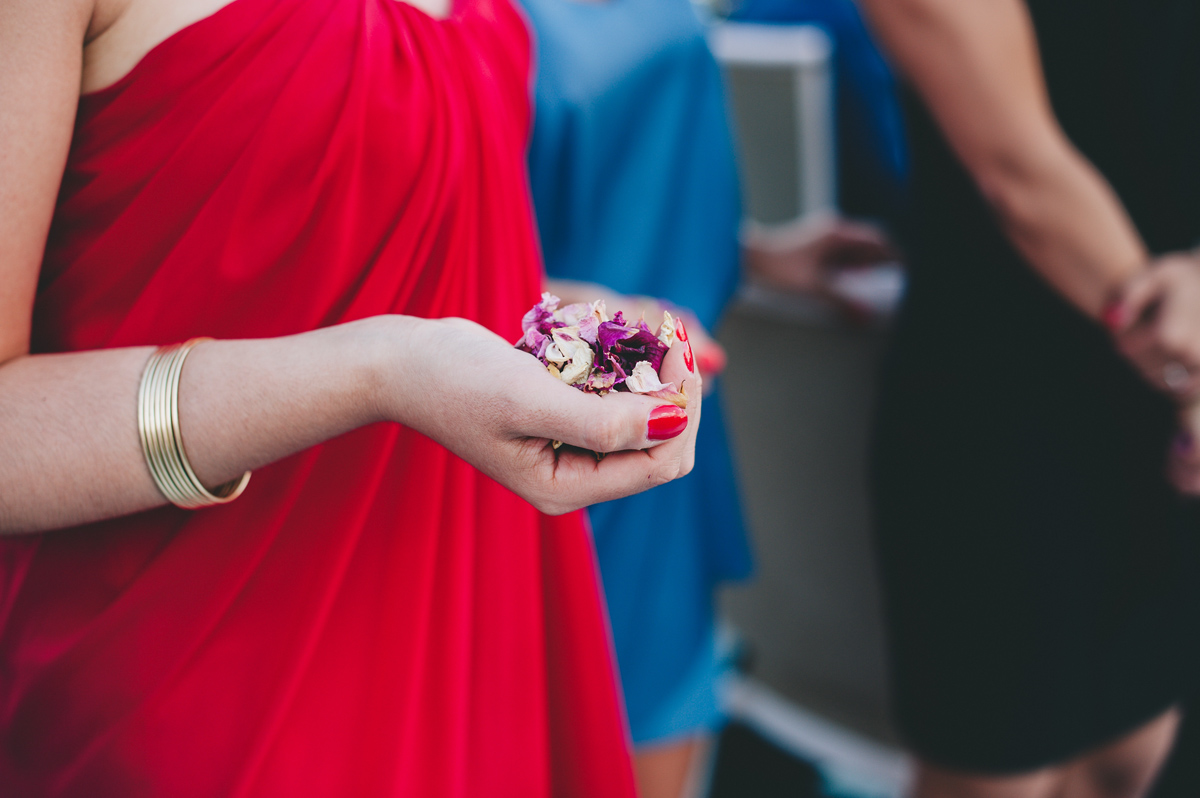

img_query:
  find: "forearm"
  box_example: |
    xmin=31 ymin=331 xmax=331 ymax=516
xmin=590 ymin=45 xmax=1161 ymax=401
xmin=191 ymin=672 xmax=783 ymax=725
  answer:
xmin=0 ymin=318 xmax=393 ymax=534
xmin=860 ymin=0 xmax=1146 ymax=317
xmin=975 ymin=135 xmax=1145 ymax=314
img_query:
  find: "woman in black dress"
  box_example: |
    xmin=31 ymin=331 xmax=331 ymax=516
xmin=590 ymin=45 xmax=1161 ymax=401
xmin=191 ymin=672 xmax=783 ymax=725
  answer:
xmin=859 ymin=1 xmax=1200 ymax=796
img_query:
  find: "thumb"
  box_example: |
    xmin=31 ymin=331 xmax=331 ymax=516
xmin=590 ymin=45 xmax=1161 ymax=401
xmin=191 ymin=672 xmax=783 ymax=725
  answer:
xmin=511 ymin=374 xmax=690 ymax=454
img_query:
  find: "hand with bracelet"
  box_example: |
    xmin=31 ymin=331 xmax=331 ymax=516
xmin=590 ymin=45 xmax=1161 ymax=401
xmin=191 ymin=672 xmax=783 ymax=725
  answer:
xmin=0 ymin=315 xmax=700 ymax=533
xmin=1 ymin=0 xmax=694 ymax=791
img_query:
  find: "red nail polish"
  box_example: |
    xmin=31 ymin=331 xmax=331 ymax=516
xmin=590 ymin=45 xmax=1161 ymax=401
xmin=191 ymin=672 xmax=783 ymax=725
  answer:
xmin=697 ymin=347 xmax=725 ymax=376
xmin=683 ymin=341 xmax=694 ymax=372
xmin=676 ymin=318 xmax=689 ymax=343
xmin=1101 ymin=301 xmax=1123 ymax=332
xmin=647 ymin=405 xmax=687 ymax=441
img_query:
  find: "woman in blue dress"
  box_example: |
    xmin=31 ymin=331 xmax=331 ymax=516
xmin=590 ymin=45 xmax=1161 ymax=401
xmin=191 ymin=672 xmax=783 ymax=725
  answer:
xmin=519 ymin=0 xmax=895 ymax=794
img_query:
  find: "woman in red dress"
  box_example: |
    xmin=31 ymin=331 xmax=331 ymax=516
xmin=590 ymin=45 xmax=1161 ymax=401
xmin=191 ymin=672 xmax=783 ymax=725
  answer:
xmin=0 ymin=0 xmax=702 ymax=794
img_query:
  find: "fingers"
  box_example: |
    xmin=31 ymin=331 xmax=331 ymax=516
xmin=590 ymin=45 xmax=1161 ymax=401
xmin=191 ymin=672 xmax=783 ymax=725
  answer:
xmin=507 ymin=334 xmax=700 ymax=454
xmin=677 ymin=311 xmax=726 ymax=381
xmin=1168 ymin=436 xmax=1200 ymax=495
xmin=1111 ymin=267 xmax=1168 ymax=334
xmin=696 ymin=341 xmax=727 ymax=383
xmin=656 ymin=332 xmax=702 ymax=475
xmin=1169 ymin=404 xmax=1200 ymax=495
xmin=1111 ymin=256 xmax=1200 ymax=399
xmin=513 ymin=386 xmax=689 ymax=454
xmin=818 ymin=220 xmax=898 ymax=266
xmin=527 ymin=338 xmax=702 ymax=514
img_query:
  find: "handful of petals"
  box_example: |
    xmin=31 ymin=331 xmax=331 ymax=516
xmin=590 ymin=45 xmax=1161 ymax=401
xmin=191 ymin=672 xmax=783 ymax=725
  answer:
xmin=517 ymin=293 xmax=689 ymax=424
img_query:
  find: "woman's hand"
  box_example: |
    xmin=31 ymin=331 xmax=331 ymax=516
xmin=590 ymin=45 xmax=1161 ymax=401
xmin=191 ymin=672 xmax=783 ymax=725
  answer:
xmin=1168 ymin=402 xmax=1200 ymax=495
xmin=1109 ymin=253 xmax=1200 ymax=400
xmin=741 ymin=215 xmax=899 ymax=323
xmin=1107 ymin=254 xmax=1200 ymax=495
xmin=677 ymin=309 xmax=727 ymax=388
xmin=371 ymin=315 xmax=702 ymax=515
xmin=742 ymin=215 xmax=896 ymax=295
xmin=544 ymin=278 xmax=726 ymax=390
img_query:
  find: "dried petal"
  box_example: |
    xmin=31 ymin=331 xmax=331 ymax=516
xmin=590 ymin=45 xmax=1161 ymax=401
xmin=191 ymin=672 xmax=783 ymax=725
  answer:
xmin=598 ymin=319 xmax=640 ymax=351
xmin=591 ymin=299 xmax=610 ymax=324
xmin=625 ymin=361 xmax=673 ymax=394
xmin=657 ymin=311 xmax=677 ymax=346
xmin=577 ymin=314 xmax=600 ymax=345
xmin=554 ymin=302 xmax=594 ymax=326
xmin=585 ymin=371 xmax=618 ymax=392
xmin=522 ymin=292 xmax=560 ymax=332
xmin=517 ymin=326 xmax=551 ymax=360
xmin=646 ymin=386 xmax=688 ymax=408
xmin=546 ymin=328 xmax=594 ymax=385
xmin=516 ymin=295 xmax=682 ymax=407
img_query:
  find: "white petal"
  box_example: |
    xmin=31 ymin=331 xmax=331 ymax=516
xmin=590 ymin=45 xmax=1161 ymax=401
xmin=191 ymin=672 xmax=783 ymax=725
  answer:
xmin=625 ymin=360 xmax=673 ymax=394
xmin=657 ymin=311 xmax=677 ymax=346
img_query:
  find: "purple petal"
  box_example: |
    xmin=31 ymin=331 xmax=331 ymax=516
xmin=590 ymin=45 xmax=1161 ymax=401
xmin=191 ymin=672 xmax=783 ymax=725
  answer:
xmin=577 ymin=314 xmax=600 ymax=345
xmin=522 ymin=292 xmax=560 ymax=333
xmin=516 ymin=326 xmax=550 ymax=360
xmin=597 ymin=319 xmax=639 ymax=351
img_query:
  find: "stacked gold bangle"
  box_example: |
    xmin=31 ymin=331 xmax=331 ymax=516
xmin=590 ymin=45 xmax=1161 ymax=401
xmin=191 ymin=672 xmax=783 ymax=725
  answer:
xmin=137 ymin=338 xmax=251 ymax=509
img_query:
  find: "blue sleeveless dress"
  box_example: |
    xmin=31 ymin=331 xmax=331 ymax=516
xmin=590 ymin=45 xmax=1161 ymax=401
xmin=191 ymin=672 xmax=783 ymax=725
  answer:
xmin=520 ymin=0 xmax=754 ymax=744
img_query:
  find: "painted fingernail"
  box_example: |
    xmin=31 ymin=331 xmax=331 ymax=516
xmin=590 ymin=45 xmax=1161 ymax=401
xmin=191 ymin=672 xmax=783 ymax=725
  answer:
xmin=684 ymin=341 xmax=695 ymax=372
xmin=697 ymin=347 xmax=726 ymax=376
xmin=1174 ymin=431 xmax=1194 ymax=455
xmin=647 ymin=405 xmax=688 ymax=441
xmin=676 ymin=319 xmax=689 ymax=343
xmin=1101 ymin=301 xmax=1123 ymax=332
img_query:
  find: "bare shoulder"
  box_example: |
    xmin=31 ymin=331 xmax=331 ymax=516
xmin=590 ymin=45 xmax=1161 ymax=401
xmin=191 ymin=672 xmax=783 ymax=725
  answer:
xmin=82 ymin=0 xmax=239 ymax=94
xmin=0 ymin=0 xmax=96 ymax=363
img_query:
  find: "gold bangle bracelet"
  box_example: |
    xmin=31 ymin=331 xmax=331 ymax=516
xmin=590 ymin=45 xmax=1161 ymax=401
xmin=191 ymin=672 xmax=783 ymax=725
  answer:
xmin=137 ymin=338 xmax=251 ymax=509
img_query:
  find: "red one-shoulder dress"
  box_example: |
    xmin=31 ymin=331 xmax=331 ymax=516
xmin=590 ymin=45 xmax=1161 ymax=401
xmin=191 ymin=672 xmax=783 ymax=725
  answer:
xmin=0 ymin=0 xmax=637 ymax=795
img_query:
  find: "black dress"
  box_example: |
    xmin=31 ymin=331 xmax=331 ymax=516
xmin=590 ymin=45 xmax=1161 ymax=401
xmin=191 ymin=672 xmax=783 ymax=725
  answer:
xmin=871 ymin=0 xmax=1200 ymax=773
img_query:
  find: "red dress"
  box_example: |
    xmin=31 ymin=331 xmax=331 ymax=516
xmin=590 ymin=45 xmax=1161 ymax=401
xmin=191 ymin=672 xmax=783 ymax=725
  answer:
xmin=0 ymin=0 xmax=637 ymax=795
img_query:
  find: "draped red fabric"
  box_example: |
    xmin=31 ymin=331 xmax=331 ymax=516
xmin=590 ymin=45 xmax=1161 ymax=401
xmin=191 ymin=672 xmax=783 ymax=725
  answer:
xmin=0 ymin=0 xmax=638 ymax=794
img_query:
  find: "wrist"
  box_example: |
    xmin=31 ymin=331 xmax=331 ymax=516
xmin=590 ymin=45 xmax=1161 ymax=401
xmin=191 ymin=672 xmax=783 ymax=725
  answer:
xmin=345 ymin=314 xmax=429 ymax=426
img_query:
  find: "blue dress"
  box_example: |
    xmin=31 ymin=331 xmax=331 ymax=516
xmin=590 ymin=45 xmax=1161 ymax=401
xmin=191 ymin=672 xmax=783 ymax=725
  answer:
xmin=730 ymin=0 xmax=908 ymax=223
xmin=520 ymin=0 xmax=754 ymax=744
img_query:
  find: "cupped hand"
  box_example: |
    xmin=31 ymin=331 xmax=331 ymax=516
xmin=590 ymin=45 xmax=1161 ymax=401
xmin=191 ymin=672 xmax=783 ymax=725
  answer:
xmin=371 ymin=315 xmax=701 ymax=515
xmin=546 ymin=279 xmax=726 ymax=391
xmin=1109 ymin=253 xmax=1200 ymax=400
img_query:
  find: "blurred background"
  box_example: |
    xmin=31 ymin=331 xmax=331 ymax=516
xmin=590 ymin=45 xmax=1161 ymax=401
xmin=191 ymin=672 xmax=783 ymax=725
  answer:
xmin=693 ymin=3 xmax=912 ymax=795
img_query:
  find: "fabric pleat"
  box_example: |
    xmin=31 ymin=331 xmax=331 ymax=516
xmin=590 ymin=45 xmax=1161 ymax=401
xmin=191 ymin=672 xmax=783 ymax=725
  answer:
xmin=1 ymin=0 xmax=637 ymax=794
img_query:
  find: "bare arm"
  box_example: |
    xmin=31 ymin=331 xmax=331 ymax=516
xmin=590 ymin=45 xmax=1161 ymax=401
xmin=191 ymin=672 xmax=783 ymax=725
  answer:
xmin=0 ymin=1 xmax=700 ymax=533
xmin=858 ymin=0 xmax=1146 ymax=316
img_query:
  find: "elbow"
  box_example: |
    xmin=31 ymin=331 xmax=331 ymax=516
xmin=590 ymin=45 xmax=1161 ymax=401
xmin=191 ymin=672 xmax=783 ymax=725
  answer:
xmin=970 ymin=136 xmax=1070 ymax=233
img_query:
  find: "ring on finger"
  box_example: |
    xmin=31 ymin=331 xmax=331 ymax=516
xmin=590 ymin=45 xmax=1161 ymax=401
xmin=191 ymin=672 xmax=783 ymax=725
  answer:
xmin=1163 ymin=361 xmax=1192 ymax=393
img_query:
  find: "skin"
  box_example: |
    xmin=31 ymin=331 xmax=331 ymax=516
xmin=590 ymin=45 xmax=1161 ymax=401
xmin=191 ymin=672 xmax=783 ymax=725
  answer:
xmin=0 ymin=0 xmax=702 ymax=534
xmin=549 ymin=225 xmax=893 ymax=798
xmin=1111 ymin=254 xmax=1200 ymax=492
xmin=858 ymin=0 xmax=1200 ymax=496
xmin=856 ymin=0 xmax=1187 ymax=795
xmin=633 ymin=737 xmax=706 ymax=798
xmin=741 ymin=213 xmax=897 ymax=309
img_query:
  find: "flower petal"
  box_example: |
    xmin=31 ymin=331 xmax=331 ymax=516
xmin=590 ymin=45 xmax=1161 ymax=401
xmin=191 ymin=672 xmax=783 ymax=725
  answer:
xmin=624 ymin=360 xmax=671 ymax=394
xmin=657 ymin=311 xmax=677 ymax=346
xmin=522 ymin=292 xmax=560 ymax=332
